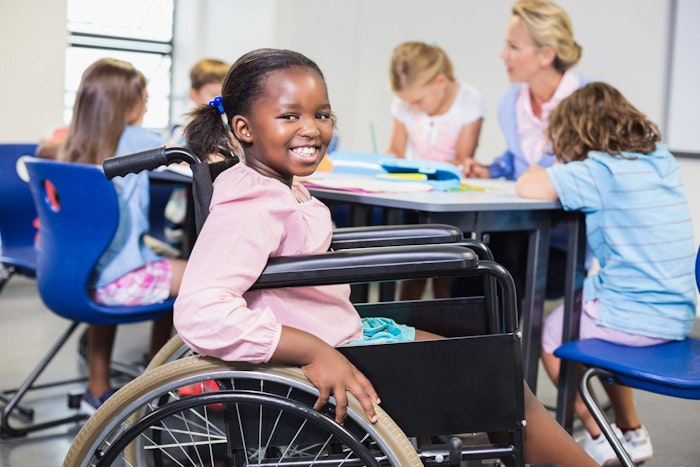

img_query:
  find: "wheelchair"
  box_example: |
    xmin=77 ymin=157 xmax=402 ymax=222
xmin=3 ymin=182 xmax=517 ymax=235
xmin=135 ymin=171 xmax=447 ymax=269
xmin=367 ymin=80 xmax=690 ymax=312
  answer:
xmin=63 ymin=147 xmax=526 ymax=467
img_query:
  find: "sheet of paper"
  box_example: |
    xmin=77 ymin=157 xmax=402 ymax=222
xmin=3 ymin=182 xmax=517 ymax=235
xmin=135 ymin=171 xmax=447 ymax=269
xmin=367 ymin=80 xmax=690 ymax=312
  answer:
xmin=299 ymin=174 xmax=433 ymax=193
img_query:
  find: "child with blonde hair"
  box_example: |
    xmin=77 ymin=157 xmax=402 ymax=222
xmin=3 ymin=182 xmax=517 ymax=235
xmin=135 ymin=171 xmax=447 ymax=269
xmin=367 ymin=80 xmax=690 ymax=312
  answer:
xmin=387 ymin=41 xmax=485 ymax=169
xmin=387 ymin=41 xmax=486 ymax=300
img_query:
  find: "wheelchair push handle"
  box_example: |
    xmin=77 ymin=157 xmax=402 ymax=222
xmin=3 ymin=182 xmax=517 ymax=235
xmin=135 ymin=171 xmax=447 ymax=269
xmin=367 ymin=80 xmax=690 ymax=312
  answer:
xmin=103 ymin=146 xmax=201 ymax=179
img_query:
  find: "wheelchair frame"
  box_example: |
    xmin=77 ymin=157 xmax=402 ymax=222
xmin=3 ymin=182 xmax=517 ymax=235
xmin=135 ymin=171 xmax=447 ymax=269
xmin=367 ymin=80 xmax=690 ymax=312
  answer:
xmin=62 ymin=147 xmax=526 ymax=467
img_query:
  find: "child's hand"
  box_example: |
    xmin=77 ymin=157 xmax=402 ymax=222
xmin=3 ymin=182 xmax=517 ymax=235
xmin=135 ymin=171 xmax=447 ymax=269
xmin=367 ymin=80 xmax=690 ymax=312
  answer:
xmin=302 ymin=345 xmax=380 ymax=424
xmin=272 ymin=327 xmax=381 ymax=425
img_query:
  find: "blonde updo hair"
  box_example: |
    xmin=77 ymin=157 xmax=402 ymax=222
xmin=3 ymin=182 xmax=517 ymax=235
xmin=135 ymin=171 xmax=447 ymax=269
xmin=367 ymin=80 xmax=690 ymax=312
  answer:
xmin=512 ymin=0 xmax=582 ymax=73
xmin=389 ymin=41 xmax=456 ymax=92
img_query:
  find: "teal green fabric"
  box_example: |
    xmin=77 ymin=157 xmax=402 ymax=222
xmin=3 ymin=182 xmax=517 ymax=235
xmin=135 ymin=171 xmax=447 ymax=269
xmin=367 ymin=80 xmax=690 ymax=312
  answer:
xmin=345 ymin=317 xmax=416 ymax=346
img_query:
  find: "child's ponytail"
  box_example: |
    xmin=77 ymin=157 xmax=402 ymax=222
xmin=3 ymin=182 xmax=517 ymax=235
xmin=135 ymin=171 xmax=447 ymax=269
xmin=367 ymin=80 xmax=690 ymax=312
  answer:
xmin=184 ymin=101 xmax=237 ymax=162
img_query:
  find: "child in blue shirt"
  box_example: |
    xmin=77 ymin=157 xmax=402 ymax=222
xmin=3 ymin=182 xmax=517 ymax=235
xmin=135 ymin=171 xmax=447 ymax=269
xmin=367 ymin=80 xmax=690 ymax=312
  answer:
xmin=59 ymin=58 xmax=187 ymax=414
xmin=516 ymin=81 xmax=696 ymax=465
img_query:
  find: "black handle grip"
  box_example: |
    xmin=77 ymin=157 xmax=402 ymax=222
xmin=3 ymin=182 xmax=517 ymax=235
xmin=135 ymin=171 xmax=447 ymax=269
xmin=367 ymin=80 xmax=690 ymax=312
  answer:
xmin=103 ymin=147 xmax=169 ymax=179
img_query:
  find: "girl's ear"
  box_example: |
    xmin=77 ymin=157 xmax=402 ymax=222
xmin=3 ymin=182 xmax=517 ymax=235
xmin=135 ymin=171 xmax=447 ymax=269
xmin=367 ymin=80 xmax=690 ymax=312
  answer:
xmin=434 ymin=73 xmax=448 ymax=87
xmin=232 ymin=116 xmax=252 ymax=144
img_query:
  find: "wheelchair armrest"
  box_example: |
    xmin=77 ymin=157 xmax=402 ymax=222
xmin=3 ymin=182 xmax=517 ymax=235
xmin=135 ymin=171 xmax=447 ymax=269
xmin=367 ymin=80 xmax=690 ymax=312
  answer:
xmin=330 ymin=224 xmax=462 ymax=249
xmin=103 ymin=147 xmax=201 ymax=179
xmin=455 ymin=238 xmax=494 ymax=261
xmin=252 ymin=244 xmax=477 ymax=289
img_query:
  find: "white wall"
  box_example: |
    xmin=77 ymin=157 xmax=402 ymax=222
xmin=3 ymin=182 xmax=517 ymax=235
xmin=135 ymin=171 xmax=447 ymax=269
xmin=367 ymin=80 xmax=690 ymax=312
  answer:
xmin=2 ymin=0 xmax=700 ymax=246
xmin=170 ymin=0 xmax=278 ymax=120
xmin=0 ymin=0 xmax=66 ymax=143
xmin=666 ymin=0 xmax=700 ymax=154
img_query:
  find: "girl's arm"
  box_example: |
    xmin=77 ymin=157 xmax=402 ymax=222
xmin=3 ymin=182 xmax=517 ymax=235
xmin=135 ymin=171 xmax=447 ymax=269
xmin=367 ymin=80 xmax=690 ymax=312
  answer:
xmin=453 ymin=118 xmax=483 ymax=171
xmin=273 ymin=327 xmax=380 ymax=424
xmin=515 ymin=165 xmax=559 ymax=200
xmin=386 ymin=118 xmax=408 ymax=158
xmin=175 ymin=180 xmax=379 ymax=424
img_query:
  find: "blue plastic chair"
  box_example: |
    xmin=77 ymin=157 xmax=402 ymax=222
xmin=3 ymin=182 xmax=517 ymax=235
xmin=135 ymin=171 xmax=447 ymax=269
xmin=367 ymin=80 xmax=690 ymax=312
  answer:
xmin=554 ymin=247 xmax=700 ymax=467
xmin=0 ymin=158 xmax=174 ymax=438
xmin=0 ymin=143 xmax=39 ymax=294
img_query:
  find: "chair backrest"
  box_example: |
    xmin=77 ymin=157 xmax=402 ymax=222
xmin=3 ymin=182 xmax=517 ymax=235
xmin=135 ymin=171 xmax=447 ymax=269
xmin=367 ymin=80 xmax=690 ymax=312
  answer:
xmin=696 ymin=245 xmax=700 ymax=292
xmin=0 ymin=143 xmax=39 ymax=271
xmin=24 ymin=158 xmax=172 ymax=324
xmin=191 ymin=156 xmax=238 ymax=233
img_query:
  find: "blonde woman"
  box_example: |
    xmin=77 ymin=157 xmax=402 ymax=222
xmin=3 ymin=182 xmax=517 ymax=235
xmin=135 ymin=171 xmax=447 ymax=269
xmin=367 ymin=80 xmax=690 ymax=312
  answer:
xmin=464 ymin=0 xmax=584 ymax=180
xmin=456 ymin=0 xmax=588 ymax=318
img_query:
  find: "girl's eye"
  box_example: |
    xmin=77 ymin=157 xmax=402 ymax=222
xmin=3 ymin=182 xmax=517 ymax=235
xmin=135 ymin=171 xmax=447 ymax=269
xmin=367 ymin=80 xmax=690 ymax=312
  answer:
xmin=280 ymin=114 xmax=299 ymax=120
xmin=316 ymin=113 xmax=332 ymax=120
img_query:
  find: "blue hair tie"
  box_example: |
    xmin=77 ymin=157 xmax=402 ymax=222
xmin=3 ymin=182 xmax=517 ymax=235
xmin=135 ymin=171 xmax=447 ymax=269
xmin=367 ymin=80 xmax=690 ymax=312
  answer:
xmin=208 ymin=96 xmax=225 ymax=114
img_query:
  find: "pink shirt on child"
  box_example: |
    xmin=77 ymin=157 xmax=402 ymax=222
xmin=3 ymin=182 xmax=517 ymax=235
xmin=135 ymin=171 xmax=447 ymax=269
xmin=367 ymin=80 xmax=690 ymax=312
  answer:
xmin=173 ymin=163 xmax=363 ymax=364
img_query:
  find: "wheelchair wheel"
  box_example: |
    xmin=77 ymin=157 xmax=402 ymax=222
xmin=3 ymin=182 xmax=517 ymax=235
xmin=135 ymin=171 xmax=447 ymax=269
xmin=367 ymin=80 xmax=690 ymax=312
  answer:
xmin=144 ymin=334 xmax=191 ymax=371
xmin=64 ymin=355 xmax=422 ymax=467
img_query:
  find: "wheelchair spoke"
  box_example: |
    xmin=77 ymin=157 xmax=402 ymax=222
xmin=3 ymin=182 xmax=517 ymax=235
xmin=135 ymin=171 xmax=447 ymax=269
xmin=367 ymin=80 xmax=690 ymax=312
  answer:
xmin=68 ymin=360 xmax=419 ymax=466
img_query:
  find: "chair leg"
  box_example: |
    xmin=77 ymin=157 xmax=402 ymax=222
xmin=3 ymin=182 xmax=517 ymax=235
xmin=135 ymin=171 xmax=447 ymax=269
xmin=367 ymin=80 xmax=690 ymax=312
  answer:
xmin=579 ymin=367 xmax=635 ymax=467
xmin=1 ymin=320 xmax=89 ymax=438
xmin=0 ymin=265 xmax=15 ymax=295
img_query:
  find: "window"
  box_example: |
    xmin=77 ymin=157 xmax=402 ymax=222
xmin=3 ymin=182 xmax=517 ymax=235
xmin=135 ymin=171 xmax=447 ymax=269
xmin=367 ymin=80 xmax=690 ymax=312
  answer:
xmin=64 ymin=0 xmax=174 ymax=129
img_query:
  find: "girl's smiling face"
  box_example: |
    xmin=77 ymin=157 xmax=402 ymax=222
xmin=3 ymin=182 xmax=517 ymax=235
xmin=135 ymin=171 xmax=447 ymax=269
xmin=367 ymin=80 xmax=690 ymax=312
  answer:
xmin=235 ymin=67 xmax=334 ymax=186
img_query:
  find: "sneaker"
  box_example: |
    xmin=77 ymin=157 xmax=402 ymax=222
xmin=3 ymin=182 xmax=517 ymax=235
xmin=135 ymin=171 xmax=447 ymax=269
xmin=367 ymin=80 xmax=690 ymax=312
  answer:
xmin=621 ymin=424 xmax=653 ymax=463
xmin=80 ymin=389 xmax=116 ymax=416
xmin=581 ymin=424 xmax=624 ymax=466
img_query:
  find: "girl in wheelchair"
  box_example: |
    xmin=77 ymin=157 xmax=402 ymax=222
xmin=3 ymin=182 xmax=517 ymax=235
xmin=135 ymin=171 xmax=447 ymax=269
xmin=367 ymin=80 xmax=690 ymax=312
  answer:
xmin=175 ymin=47 xmax=596 ymax=466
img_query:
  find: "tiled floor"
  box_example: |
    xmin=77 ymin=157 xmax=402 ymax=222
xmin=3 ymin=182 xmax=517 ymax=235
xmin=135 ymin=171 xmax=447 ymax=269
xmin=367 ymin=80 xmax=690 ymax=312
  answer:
xmin=1 ymin=276 xmax=699 ymax=466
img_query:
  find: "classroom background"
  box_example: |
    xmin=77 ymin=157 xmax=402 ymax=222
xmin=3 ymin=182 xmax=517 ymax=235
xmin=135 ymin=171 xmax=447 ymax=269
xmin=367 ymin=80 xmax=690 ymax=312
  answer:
xmin=2 ymin=0 xmax=699 ymax=261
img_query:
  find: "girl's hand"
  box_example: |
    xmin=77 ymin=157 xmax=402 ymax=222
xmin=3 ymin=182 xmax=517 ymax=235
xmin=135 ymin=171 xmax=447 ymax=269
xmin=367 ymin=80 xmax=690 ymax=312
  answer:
xmin=272 ymin=327 xmax=380 ymax=425
xmin=302 ymin=345 xmax=380 ymax=424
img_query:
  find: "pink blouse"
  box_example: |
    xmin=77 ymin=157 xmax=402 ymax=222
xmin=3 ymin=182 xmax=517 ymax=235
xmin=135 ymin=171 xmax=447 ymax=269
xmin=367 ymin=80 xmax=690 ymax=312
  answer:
xmin=515 ymin=70 xmax=581 ymax=165
xmin=173 ymin=163 xmax=363 ymax=363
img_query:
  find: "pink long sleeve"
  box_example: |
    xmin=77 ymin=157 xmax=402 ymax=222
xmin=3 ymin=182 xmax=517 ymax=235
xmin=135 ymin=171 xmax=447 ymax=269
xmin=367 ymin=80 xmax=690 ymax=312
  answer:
xmin=173 ymin=164 xmax=362 ymax=363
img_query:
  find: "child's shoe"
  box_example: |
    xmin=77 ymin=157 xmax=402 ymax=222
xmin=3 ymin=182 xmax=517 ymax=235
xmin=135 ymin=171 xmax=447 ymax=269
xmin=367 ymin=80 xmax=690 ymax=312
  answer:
xmin=80 ymin=389 xmax=116 ymax=416
xmin=621 ymin=424 xmax=653 ymax=463
xmin=580 ymin=424 xmax=624 ymax=466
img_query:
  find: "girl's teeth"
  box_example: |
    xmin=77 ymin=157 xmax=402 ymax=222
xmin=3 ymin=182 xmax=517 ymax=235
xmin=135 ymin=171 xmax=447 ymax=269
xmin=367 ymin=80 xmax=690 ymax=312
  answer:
xmin=293 ymin=147 xmax=315 ymax=156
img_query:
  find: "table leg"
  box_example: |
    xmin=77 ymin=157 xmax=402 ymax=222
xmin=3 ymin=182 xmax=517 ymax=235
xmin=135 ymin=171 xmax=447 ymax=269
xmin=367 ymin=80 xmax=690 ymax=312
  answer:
xmin=554 ymin=211 xmax=587 ymax=431
xmin=520 ymin=223 xmax=551 ymax=393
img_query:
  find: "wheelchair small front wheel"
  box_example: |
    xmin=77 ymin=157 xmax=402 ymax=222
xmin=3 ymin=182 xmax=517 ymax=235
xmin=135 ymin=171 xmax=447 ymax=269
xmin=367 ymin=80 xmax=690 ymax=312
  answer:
xmin=63 ymin=355 xmax=422 ymax=467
